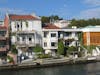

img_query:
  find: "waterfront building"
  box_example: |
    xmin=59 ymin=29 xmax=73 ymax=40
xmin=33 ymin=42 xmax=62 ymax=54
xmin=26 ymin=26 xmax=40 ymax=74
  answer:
xmin=42 ymin=23 xmax=60 ymax=55
xmin=5 ymin=13 xmax=42 ymax=59
xmin=82 ymin=26 xmax=100 ymax=46
xmin=42 ymin=23 xmax=81 ymax=55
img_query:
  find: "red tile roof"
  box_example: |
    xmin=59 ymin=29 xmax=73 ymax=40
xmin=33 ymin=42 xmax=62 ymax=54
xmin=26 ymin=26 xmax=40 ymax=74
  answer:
xmin=43 ymin=23 xmax=60 ymax=29
xmin=9 ymin=14 xmax=39 ymax=20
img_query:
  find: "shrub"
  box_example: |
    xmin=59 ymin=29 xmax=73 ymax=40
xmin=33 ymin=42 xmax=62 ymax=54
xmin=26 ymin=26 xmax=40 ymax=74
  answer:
xmin=7 ymin=56 xmax=14 ymax=63
xmin=37 ymin=54 xmax=51 ymax=59
xmin=57 ymin=39 xmax=64 ymax=55
xmin=11 ymin=45 xmax=18 ymax=54
xmin=33 ymin=44 xmax=43 ymax=53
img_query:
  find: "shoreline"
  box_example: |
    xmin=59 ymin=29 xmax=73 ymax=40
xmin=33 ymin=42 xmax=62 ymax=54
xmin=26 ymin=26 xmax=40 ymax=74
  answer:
xmin=0 ymin=56 xmax=100 ymax=70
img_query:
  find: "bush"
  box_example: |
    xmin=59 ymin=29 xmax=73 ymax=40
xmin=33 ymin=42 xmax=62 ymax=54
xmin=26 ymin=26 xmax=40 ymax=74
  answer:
xmin=67 ymin=46 xmax=78 ymax=54
xmin=7 ymin=56 xmax=14 ymax=63
xmin=37 ymin=54 xmax=51 ymax=59
xmin=11 ymin=45 xmax=18 ymax=54
xmin=84 ymin=45 xmax=96 ymax=53
xmin=57 ymin=39 xmax=64 ymax=55
xmin=33 ymin=44 xmax=43 ymax=53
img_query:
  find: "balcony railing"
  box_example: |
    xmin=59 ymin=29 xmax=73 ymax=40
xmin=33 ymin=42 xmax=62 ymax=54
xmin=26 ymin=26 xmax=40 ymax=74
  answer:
xmin=16 ymin=41 xmax=35 ymax=47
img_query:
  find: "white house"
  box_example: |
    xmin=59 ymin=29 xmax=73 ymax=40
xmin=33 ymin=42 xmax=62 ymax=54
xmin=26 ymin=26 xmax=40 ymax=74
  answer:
xmin=5 ymin=13 xmax=42 ymax=59
xmin=42 ymin=23 xmax=81 ymax=55
xmin=42 ymin=23 xmax=60 ymax=55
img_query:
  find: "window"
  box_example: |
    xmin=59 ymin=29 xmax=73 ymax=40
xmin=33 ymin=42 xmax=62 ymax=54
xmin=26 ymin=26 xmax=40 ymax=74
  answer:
xmin=51 ymin=33 xmax=56 ymax=37
xmin=44 ymin=42 xmax=47 ymax=47
xmin=26 ymin=21 xmax=28 ymax=27
xmin=22 ymin=37 xmax=25 ymax=41
xmin=64 ymin=32 xmax=71 ymax=36
xmin=17 ymin=37 xmax=20 ymax=41
xmin=17 ymin=24 xmax=19 ymax=28
xmin=51 ymin=42 xmax=57 ymax=47
xmin=44 ymin=32 xmax=48 ymax=37
xmin=29 ymin=37 xmax=32 ymax=41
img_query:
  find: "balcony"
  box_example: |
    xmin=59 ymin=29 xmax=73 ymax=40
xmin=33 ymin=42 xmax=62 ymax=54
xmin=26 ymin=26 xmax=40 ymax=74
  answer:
xmin=16 ymin=41 xmax=35 ymax=47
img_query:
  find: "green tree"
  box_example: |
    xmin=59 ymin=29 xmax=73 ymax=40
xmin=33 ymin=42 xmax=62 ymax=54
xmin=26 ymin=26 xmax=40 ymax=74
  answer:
xmin=11 ymin=45 xmax=18 ymax=54
xmin=41 ymin=16 xmax=50 ymax=24
xmin=67 ymin=46 xmax=78 ymax=55
xmin=57 ymin=39 xmax=64 ymax=55
xmin=33 ymin=44 xmax=43 ymax=53
xmin=7 ymin=55 xmax=14 ymax=63
xmin=69 ymin=18 xmax=100 ymax=28
xmin=41 ymin=15 xmax=63 ymax=24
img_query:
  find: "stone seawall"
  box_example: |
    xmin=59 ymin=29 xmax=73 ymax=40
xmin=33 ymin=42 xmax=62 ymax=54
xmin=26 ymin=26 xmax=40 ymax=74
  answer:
xmin=0 ymin=57 xmax=98 ymax=70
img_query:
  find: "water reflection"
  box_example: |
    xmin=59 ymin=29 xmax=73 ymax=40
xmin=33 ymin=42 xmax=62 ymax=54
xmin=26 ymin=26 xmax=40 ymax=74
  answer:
xmin=0 ymin=63 xmax=100 ymax=75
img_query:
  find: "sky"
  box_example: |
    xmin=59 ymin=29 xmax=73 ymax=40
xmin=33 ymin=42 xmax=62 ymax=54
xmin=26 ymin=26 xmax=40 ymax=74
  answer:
xmin=0 ymin=0 xmax=100 ymax=19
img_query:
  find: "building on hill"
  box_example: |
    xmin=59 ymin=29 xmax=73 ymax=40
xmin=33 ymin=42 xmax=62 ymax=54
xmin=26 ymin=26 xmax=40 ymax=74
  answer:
xmin=53 ymin=20 xmax=71 ymax=28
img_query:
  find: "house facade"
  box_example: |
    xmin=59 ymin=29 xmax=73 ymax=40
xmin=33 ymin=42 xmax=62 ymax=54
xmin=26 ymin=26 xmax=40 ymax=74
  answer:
xmin=42 ymin=24 xmax=60 ymax=55
xmin=5 ymin=14 xmax=42 ymax=59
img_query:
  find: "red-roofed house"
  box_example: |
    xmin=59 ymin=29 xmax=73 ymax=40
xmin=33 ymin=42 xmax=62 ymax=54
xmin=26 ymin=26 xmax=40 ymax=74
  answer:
xmin=4 ymin=13 xmax=42 ymax=60
xmin=42 ymin=24 xmax=60 ymax=55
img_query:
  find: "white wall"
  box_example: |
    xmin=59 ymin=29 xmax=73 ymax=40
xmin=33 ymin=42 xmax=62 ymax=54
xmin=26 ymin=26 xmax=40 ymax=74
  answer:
xmin=43 ymin=31 xmax=58 ymax=50
xmin=11 ymin=20 xmax=42 ymax=32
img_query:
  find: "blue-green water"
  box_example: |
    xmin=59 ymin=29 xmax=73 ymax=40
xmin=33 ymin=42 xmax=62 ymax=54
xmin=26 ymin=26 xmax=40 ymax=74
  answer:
xmin=0 ymin=62 xmax=100 ymax=75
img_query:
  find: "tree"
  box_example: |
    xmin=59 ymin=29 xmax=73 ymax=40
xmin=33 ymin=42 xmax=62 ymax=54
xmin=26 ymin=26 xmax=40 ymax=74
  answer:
xmin=33 ymin=44 xmax=43 ymax=53
xmin=69 ymin=18 xmax=100 ymax=28
xmin=11 ymin=45 xmax=18 ymax=54
xmin=57 ymin=39 xmax=64 ymax=55
xmin=41 ymin=16 xmax=50 ymax=24
xmin=41 ymin=15 xmax=63 ymax=24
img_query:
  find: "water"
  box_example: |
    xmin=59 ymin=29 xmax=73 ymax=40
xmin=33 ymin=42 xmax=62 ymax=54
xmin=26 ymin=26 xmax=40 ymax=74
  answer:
xmin=0 ymin=62 xmax=100 ymax=75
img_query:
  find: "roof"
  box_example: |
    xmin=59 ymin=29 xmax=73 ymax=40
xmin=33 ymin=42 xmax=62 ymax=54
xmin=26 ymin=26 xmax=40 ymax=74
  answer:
xmin=82 ymin=25 xmax=100 ymax=32
xmin=9 ymin=14 xmax=40 ymax=20
xmin=43 ymin=23 xmax=60 ymax=29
